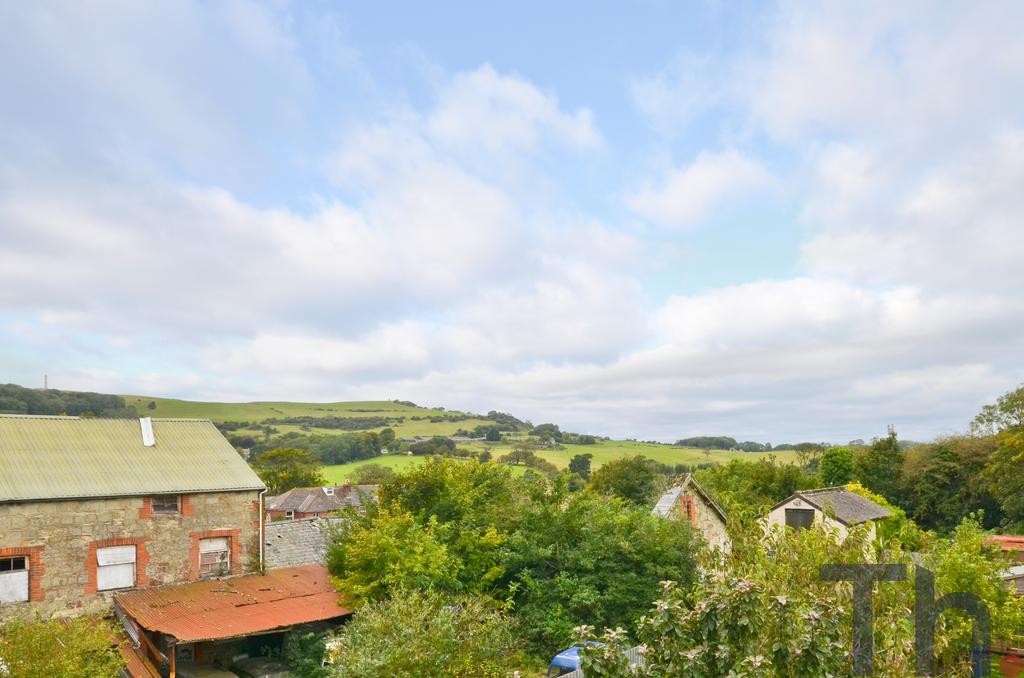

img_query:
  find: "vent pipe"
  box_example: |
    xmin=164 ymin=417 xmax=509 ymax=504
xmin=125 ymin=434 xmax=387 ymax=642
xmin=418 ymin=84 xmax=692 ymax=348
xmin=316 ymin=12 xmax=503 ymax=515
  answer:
xmin=139 ymin=417 xmax=155 ymax=447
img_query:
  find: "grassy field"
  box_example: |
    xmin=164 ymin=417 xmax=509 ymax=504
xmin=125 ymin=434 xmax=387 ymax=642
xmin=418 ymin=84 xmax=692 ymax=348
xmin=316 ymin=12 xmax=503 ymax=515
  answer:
xmin=122 ymin=394 xmax=798 ymax=481
xmin=122 ymin=396 xmax=493 ymax=437
xmin=321 ymin=454 xmax=534 ymax=484
xmin=320 ymin=438 xmax=800 ymax=483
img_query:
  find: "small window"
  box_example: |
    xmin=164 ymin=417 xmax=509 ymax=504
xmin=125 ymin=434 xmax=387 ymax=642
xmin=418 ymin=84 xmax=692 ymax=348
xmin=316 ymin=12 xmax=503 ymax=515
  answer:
xmin=97 ymin=545 xmax=136 ymax=591
xmin=323 ymin=487 xmax=334 ymax=496
xmin=312 ymin=512 xmax=320 ymax=518
xmin=285 ymin=510 xmax=294 ymax=520
xmin=0 ymin=557 xmax=29 ymax=603
xmin=199 ymin=537 xmax=230 ymax=578
xmin=152 ymin=496 xmax=180 ymax=514
xmin=785 ymin=508 xmax=815 ymax=530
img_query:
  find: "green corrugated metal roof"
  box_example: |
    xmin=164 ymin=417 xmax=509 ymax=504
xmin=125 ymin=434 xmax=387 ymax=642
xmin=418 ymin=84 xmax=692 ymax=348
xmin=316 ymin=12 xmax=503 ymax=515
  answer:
xmin=0 ymin=415 xmax=265 ymax=502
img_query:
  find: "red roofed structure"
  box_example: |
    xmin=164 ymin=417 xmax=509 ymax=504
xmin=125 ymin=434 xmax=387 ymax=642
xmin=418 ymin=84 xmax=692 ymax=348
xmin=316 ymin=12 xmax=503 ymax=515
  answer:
xmin=115 ymin=565 xmax=350 ymax=677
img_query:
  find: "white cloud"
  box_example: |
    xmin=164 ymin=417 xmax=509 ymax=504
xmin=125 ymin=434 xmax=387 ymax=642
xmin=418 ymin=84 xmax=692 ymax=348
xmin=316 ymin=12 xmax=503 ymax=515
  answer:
xmin=627 ymin=150 xmax=769 ymax=228
xmin=426 ymin=64 xmax=603 ymax=155
xmin=3 ymin=1 xmax=1024 ymax=445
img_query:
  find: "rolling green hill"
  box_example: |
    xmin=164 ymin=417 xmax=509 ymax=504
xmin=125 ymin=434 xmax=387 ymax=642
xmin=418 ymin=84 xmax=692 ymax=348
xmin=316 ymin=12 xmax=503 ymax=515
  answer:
xmin=121 ymin=394 xmax=799 ymax=480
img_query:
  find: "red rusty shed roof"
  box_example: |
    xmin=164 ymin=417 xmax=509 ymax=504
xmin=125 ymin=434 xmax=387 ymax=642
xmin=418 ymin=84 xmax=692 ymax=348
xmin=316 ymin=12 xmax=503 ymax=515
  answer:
xmin=987 ymin=535 xmax=1024 ymax=549
xmin=114 ymin=565 xmax=350 ymax=643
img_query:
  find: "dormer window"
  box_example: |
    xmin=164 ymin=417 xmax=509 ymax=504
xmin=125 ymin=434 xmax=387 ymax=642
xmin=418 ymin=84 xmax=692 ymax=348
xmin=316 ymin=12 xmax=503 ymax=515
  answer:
xmin=323 ymin=487 xmax=334 ymax=496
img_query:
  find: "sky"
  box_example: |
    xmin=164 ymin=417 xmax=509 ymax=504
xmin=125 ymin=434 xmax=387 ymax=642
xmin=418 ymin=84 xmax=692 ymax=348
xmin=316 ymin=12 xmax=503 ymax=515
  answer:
xmin=1 ymin=1 xmax=1023 ymax=443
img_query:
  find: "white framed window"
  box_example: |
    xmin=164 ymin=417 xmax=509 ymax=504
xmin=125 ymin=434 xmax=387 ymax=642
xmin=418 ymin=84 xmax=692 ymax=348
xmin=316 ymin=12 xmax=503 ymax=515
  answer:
xmin=97 ymin=545 xmax=136 ymax=591
xmin=285 ymin=510 xmax=294 ymax=520
xmin=152 ymin=495 xmax=180 ymax=514
xmin=0 ymin=556 xmax=29 ymax=603
xmin=323 ymin=487 xmax=334 ymax=496
xmin=199 ymin=537 xmax=230 ymax=578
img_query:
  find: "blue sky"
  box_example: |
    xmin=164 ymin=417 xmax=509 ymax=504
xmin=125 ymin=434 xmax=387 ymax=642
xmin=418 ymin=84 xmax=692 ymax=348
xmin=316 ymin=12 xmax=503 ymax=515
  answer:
xmin=1 ymin=1 xmax=1023 ymax=442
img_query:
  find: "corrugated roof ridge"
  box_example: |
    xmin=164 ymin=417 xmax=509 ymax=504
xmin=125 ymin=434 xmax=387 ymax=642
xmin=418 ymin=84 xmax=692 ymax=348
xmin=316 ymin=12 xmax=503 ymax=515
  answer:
xmin=0 ymin=414 xmax=213 ymax=422
xmin=0 ymin=413 xmax=82 ymax=419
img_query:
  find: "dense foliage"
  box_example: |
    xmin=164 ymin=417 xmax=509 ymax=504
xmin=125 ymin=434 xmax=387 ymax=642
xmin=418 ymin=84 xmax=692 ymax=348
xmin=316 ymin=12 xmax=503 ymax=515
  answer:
xmin=325 ymin=588 xmax=519 ymax=677
xmin=0 ymin=616 xmax=124 ymax=678
xmin=0 ymin=383 xmax=136 ymax=418
xmin=326 ymin=459 xmax=699 ymax=657
xmin=589 ymin=455 xmax=662 ymax=506
xmin=580 ymin=517 xmax=1024 ymax=678
xmin=251 ymin=447 xmax=326 ymax=494
xmin=695 ymin=456 xmax=817 ymax=514
xmin=819 ymin=446 xmax=855 ymax=485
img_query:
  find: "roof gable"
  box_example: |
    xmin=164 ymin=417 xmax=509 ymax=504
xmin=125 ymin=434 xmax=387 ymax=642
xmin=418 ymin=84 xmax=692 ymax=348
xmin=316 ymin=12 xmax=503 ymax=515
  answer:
xmin=771 ymin=487 xmax=891 ymax=526
xmin=652 ymin=474 xmax=728 ymax=523
xmin=0 ymin=415 xmax=264 ymax=502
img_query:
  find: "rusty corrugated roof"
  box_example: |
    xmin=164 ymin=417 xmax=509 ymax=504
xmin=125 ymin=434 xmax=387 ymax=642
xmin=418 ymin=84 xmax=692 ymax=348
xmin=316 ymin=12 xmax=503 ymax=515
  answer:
xmin=114 ymin=565 xmax=350 ymax=643
xmin=0 ymin=415 xmax=264 ymax=502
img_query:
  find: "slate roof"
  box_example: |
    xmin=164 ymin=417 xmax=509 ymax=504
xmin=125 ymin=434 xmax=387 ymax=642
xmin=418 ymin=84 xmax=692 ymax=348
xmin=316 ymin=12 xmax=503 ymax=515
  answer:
xmin=773 ymin=487 xmax=892 ymax=526
xmin=265 ymin=517 xmax=342 ymax=569
xmin=266 ymin=485 xmax=379 ymax=514
xmin=652 ymin=474 xmax=728 ymax=523
xmin=0 ymin=415 xmax=264 ymax=503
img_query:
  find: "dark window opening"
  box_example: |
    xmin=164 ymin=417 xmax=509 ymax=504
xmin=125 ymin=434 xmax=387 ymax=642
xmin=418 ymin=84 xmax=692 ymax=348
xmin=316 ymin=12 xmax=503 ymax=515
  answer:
xmin=0 ymin=557 xmax=27 ymax=572
xmin=785 ymin=508 xmax=815 ymax=530
xmin=152 ymin=496 xmax=180 ymax=514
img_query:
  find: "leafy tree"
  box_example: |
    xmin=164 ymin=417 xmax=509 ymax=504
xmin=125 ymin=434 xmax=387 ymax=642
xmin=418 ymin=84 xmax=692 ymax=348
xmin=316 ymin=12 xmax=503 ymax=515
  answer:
xmin=352 ymin=463 xmax=395 ymax=485
xmin=984 ymin=427 xmax=1024 ymax=528
xmin=568 ymin=453 xmax=593 ymax=480
xmin=328 ymin=507 xmax=459 ymax=604
xmin=675 ymin=435 xmax=738 ymax=450
xmin=900 ymin=436 xmax=1002 ymax=532
xmin=409 ymin=436 xmax=455 ymax=456
xmin=972 ymin=383 xmax=1024 ymax=435
xmin=378 ymin=427 xmax=396 ymax=450
xmin=251 ymin=447 xmax=325 ymax=495
xmin=589 ymin=455 xmax=660 ymax=506
xmin=853 ymin=426 xmax=904 ymax=503
xmin=581 ymin=516 xmax=1024 ymax=678
xmin=325 ymin=588 xmax=520 ymax=677
xmin=283 ymin=631 xmax=332 ymax=678
xmin=529 ymin=423 xmax=562 ymax=442
xmin=0 ymin=616 xmax=124 ymax=678
xmin=695 ymin=457 xmax=817 ymax=514
xmin=819 ymin=446 xmax=855 ymax=486
xmin=478 ymin=449 xmax=493 ymax=462
xmin=504 ymin=487 xmax=698 ymax=653
xmin=0 ymin=383 xmax=135 ymax=418
xmin=326 ymin=459 xmax=698 ymax=658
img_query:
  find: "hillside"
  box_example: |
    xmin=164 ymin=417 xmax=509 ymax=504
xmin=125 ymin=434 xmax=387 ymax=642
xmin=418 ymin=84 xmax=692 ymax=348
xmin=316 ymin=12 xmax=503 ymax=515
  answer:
xmin=122 ymin=394 xmax=799 ymax=480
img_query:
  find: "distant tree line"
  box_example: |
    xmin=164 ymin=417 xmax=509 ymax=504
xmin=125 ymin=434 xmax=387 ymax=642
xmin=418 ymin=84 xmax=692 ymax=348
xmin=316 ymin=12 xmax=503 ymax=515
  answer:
xmin=262 ymin=415 xmax=402 ymax=430
xmin=675 ymin=435 xmax=775 ymax=451
xmin=0 ymin=383 xmax=137 ymax=418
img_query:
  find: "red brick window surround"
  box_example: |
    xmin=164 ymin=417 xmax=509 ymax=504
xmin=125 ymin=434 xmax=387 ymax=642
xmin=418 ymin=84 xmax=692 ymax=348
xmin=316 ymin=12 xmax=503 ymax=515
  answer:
xmin=139 ymin=494 xmax=193 ymax=519
xmin=0 ymin=546 xmax=45 ymax=603
xmin=188 ymin=529 xmax=241 ymax=581
xmin=84 ymin=537 xmax=150 ymax=595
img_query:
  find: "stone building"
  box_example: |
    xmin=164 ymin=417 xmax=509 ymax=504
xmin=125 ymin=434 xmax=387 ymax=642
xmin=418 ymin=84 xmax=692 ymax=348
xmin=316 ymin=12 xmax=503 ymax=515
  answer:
xmin=264 ymin=517 xmax=342 ymax=569
xmin=652 ymin=474 xmax=731 ymax=554
xmin=265 ymin=484 xmax=378 ymax=521
xmin=764 ymin=486 xmax=891 ymax=542
xmin=0 ymin=414 xmax=265 ymax=621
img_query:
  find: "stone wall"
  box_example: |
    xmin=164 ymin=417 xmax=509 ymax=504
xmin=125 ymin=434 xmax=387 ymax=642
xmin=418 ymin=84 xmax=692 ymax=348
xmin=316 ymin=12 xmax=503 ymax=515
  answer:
xmin=0 ymin=490 xmax=261 ymax=621
xmin=682 ymin=487 xmax=732 ymax=554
